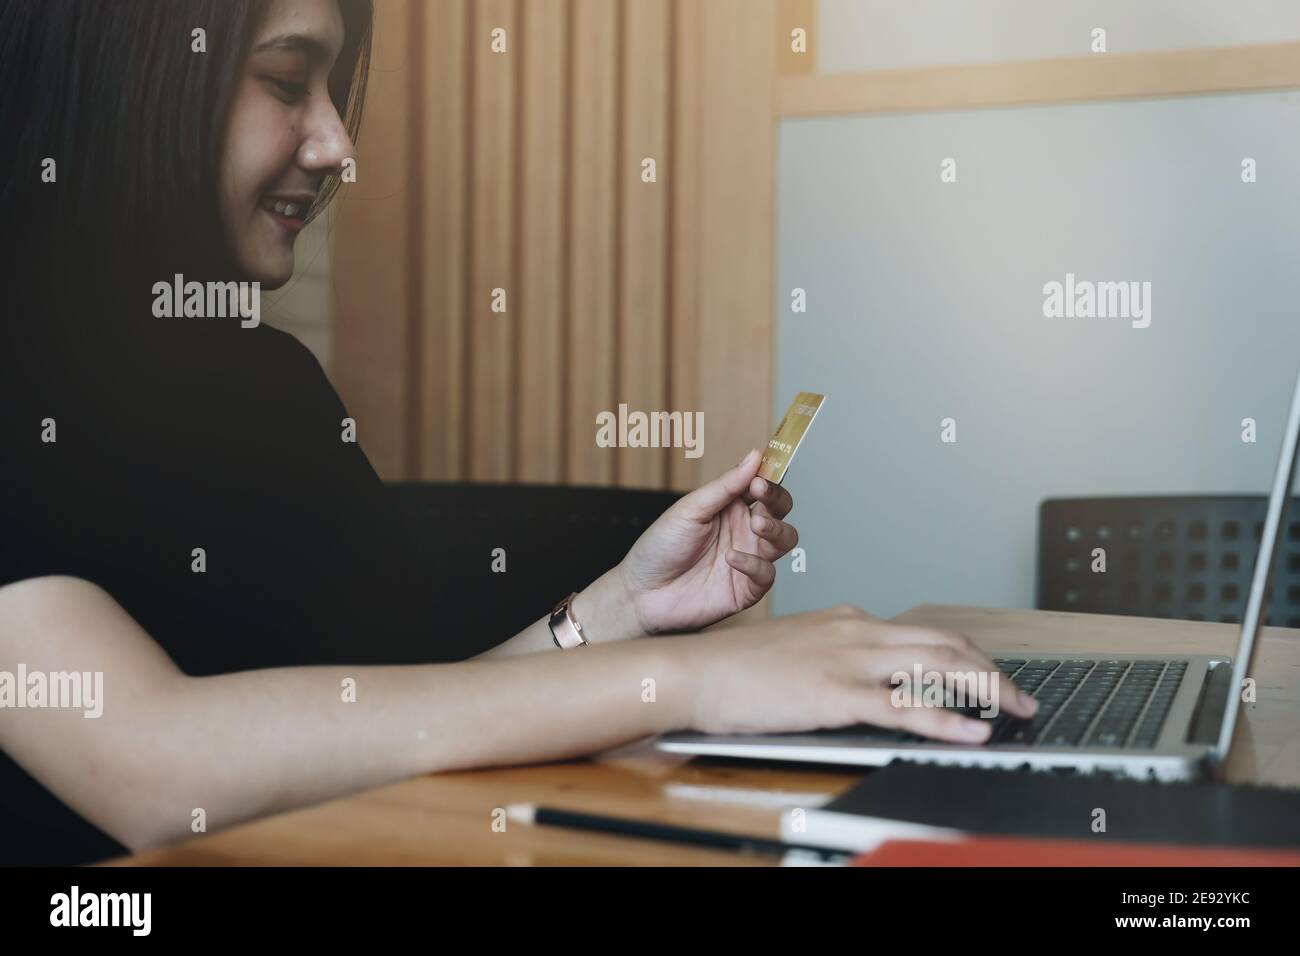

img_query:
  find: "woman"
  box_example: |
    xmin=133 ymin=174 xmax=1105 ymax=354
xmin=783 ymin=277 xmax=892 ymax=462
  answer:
xmin=0 ymin=0 xmax=1033 ymax=865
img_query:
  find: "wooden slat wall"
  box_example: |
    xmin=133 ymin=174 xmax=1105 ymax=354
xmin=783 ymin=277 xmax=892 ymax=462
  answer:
xmin=332 ymin=0 xmax=413 ymax=480
xmin=516 ymin=0 xmax=566 ymax=483
xmin=333 ymin=0 xmax=777 ymax=492
xmin=468 ymin=0 xmax=517 ymax=480
xmin=566 ymin=0 xmax=619 ymax=486
xmin=416 ymin=0 xmax=467 ymax=480
xmin=689 ymin=0 xmax=776 ymax=493
xmin=667 ymin=0 xmax=702 ymax=493
xmin=618 ymin=0 xmax=670 ymax=488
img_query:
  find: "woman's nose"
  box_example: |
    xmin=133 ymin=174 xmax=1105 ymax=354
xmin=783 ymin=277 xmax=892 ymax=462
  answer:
xmin=299 ymin=104 xmax=355 ymax=176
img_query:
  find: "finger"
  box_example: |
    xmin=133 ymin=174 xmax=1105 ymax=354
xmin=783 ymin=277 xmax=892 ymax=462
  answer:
xmin=867 ymin=625 xmax=996 ymax=667
xmin=669 ymin=449 xmax=761 ymax=523
xmin=849 ymin=644 xmax=1037 ymax=719
xmin=749 ymin=513 xmax=798 ymax=559
xmin=855 ymin=690 xmax=994 ymax=744
xmin=724 ymin=548 xmax=775 ymax=591
xmin=745 ymin=475 xmax=794 ymax=520
xmin=993 ymin=672 xmax=1039 ymax=718
xmin=855 ymin=644 xmax=998 ymax=686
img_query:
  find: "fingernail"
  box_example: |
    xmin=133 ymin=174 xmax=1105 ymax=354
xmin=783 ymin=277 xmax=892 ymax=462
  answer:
xmin=964 ymin=719 xmax=991 ymax=741
xmin=1020 ymin=691 xmax=1039 ymax=714
xmin=740 ymin=448 xmax=759 ymax=466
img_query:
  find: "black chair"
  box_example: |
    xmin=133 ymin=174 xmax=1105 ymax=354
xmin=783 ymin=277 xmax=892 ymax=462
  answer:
xmin=388 ymin=482 xmax=681 ymax=654
xmin=1038 ymin=496 xmax=1300 ymax=627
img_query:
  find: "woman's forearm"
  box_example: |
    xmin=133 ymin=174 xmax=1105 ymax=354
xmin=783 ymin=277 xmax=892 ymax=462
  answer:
xmin=180 ymin=640 xmax=691 ymax=834
xmin=0 ymin=576 xmax=691 ymax=853
xmin=473 ymin=564 xmax=646 ymax=659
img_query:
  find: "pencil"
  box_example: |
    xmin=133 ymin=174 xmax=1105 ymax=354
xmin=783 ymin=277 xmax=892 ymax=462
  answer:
xmin=505 ymin=803 xmax=850 ymax=863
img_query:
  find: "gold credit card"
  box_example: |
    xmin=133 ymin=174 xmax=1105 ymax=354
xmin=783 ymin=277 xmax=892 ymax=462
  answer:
xmin=758 ymin=392 xmax=825 ymax=484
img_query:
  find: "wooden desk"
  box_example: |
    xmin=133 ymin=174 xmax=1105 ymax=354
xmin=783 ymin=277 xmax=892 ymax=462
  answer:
xmin=112 ymin=604 xmax=1300 ymax=866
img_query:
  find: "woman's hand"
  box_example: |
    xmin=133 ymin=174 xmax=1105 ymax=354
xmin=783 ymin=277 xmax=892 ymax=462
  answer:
xmin=613 ymin=448 xmax=799 ymax=636
xmin=672 ymin=604 xmax=1040 ymax=739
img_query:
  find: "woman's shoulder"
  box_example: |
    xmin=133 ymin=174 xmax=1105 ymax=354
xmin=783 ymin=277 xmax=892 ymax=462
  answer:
xmin=0 ymin=575 xmax=108 ymax=615
xmin=237 ymin=324 xmax=347 ymax=418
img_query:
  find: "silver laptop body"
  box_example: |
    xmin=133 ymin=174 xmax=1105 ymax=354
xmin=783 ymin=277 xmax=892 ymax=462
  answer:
xmin=658 ymin=368 xmax=1300 ymax=782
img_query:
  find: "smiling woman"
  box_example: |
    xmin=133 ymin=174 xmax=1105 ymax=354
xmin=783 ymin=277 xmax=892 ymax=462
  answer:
xmin=0 ymin=0 xmax=1006 ymax=869
xmin=0 ymin=0 xmax=372 ymax=308
xmin=218 ymin=3 xmax=363 ymax=285
xmin=0 ymin=0 xmax=421 ymax=865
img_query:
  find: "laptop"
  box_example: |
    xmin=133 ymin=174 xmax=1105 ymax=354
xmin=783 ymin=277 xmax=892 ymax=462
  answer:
xmin=658 ymin=368 xmax=1300 ymax=781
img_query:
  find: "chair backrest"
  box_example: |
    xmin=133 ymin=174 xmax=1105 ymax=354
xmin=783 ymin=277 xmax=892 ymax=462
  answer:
xmin=388 ymin=482 xmax=682 ymax=650
xmin=1038 ymin=496 xmax=1300 ymax=627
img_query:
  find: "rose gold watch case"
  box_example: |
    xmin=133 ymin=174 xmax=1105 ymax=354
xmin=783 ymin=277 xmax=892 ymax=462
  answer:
xmin=548 ymin=592 xmax=588 ymax=649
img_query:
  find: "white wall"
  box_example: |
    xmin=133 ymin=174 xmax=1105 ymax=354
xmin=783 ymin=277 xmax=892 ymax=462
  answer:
xmin=772 ymin=86 xmax=1300 ymax=620
xmin=819 ymin=0 xmax=1300 ymax=72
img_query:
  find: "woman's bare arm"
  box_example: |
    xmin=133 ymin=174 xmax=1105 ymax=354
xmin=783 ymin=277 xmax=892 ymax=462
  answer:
xmin=0 ymin=576 xmax=690 ymax=852
xmin=0 ymin=577 xmax=1029 ymax=856
xmin=472 ymin=564 xmax=645 ymax=659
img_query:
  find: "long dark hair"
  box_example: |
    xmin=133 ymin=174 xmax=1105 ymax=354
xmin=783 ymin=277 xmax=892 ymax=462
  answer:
xmin=0 ymin=0 xmax=372 ymax=312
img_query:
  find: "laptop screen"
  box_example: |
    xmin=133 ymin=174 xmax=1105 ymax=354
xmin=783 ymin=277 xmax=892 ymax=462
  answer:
xmin=1216 ymin=366 xmax=1300 ymax=760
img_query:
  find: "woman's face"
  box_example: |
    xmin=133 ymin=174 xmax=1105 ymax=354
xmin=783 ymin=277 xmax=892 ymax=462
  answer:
xmin=218 ymin=0 xmax=354 ymax=288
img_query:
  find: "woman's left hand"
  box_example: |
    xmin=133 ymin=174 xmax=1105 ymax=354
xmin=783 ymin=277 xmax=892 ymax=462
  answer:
xmin=613 ymin=448 xmax=799 ymax=635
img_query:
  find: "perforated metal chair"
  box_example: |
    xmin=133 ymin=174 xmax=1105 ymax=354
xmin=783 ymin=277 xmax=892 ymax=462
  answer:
xmin=1037 ymin=496 xmax=1300 ymax=627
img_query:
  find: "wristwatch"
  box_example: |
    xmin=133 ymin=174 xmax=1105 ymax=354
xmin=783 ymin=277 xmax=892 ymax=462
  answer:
xmin=548 ymin=592 xmax=589 ymax=649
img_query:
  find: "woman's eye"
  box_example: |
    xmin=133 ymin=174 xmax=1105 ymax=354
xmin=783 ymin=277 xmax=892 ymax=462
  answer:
xmin=263 ymin=76 xmax=309 ymax=102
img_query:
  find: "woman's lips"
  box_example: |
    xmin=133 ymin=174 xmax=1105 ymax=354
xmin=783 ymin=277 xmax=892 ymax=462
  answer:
xmin=264 ymin=207 xmax=306 ymax=234
xmin=261 ymin=196 xmax=311 ymax=235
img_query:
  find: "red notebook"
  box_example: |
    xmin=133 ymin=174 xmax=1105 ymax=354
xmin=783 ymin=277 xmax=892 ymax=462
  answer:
xmin=854 ymin=835 xmax=1300 ymax=867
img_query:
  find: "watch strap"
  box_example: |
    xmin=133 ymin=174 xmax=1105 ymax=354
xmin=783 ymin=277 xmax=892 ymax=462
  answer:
xmin=548 ymin=592 xmax=588 ymax=649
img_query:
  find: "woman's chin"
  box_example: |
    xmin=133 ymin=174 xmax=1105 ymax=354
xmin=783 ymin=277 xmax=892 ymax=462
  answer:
xmin=238 ymin=252 xmax=294 ymax=290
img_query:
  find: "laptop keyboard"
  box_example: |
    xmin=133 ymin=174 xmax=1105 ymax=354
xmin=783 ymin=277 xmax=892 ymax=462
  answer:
xmin=986 ymin=658 xmax=1187 ymax=749
xmin=821 ymin=658 xmax=1188 ymax=750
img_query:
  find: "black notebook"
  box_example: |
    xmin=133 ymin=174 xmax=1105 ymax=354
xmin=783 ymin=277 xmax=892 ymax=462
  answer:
xmin=791 ymin=761 xmax=1300 ymax=852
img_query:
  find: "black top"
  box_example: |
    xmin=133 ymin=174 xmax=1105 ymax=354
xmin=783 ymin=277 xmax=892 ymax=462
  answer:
xmin=0 ymin=309 xmax=452 ymax=864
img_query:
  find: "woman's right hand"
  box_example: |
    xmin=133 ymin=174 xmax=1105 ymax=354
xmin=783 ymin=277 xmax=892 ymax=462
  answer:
xmin=674 ymin=604 xmax=1039 ymax=742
